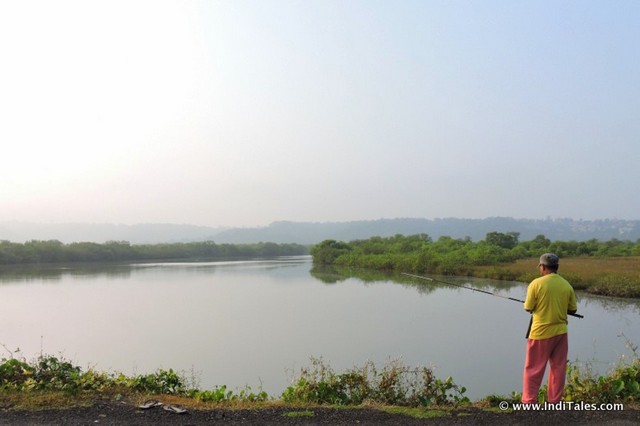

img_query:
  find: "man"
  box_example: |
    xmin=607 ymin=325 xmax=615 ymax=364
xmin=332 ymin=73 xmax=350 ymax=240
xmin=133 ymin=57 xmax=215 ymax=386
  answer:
xmin=522 ymin=253 xmax=578 ymax=404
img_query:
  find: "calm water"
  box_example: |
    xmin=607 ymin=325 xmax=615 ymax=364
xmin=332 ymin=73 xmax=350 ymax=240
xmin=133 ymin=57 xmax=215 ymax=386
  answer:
xmin=1 ymin=257 xmax=639 ymax=400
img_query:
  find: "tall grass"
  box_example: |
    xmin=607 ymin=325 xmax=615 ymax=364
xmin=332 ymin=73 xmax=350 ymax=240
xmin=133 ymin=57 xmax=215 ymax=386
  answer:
xmin=475 ymin=257 xmax=640 ymax=298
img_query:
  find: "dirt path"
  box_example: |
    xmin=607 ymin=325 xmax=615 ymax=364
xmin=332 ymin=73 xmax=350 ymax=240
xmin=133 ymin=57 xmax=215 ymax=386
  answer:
xmin=1 ymin=401 xmax=639 ymax=425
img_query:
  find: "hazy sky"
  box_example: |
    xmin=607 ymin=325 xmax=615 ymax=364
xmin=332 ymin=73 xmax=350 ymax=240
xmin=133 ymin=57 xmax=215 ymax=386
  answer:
xmin=1 ymin=1 xmax=638 ymax=227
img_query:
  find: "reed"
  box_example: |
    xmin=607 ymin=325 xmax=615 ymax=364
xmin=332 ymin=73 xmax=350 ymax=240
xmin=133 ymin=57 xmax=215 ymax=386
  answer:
xmin=475 ymin=257 xmax=640 ymax=298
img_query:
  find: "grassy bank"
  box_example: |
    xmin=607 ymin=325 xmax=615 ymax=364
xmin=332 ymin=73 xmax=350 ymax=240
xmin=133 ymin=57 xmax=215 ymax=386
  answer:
xmin=1 ymin=354 xmax=639 ymax=414
xmin=474 ymin=256 xmax=640 ymax=298
xmin=310 ymin=235 xmax=640 ymax=299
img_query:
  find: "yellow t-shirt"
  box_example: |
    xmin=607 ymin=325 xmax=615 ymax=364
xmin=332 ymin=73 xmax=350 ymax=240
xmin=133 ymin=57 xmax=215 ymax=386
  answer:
xmin=524 ymin=273 xmax=578 ymax=340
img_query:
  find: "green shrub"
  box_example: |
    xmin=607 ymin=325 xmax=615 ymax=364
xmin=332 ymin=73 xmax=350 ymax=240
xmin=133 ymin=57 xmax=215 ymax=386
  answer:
xmin=0 ymin=356 xmax=115 ymax=394
xmin=565 ymin=359 xmax=640 ymax=403
xmin=0 ymin=354 xmax=269 ymax=402
xmin=0 ymin=358 xmax=35 ymax=389
xmin=282 ymin=357 xmax=468 ymax=407
xmin=131 ymin=368 xmax=186 ymax=395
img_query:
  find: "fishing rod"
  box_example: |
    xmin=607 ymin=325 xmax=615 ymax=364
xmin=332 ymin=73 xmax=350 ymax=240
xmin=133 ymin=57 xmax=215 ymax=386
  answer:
xmin=401 ymin=272 xmax=584 ymax=319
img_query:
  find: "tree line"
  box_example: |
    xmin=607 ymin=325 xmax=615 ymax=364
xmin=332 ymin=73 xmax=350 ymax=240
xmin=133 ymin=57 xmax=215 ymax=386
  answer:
xmin=0 ymin=240 xmax=308 ymax=265
xmin=310 ymin=232 xmax=640 ymax=275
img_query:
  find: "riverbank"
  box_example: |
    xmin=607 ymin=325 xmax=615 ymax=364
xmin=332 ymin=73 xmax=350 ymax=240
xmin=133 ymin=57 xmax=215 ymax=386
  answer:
xmin=310 ymin=235 xmax=640 ymax=299
xmin=2 ymin=354 xmax=640 ymax=425
xmin=1 ymin=397 xmax=639 ymax=425
xmin=473 ymin=256 xmax=640 ymax=298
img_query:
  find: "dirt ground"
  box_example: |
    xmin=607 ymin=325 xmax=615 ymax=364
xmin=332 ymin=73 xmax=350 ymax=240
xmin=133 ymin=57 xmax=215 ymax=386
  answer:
xmin=1 ymin=400 xmax=639 ymax=425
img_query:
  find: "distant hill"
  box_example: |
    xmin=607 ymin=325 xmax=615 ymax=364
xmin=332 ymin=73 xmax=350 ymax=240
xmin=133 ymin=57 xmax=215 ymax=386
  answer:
xmin=2 ymin=218 xmax=639 ymax=245
xmin=0 ymin=222 xmax=224 ymax=244
xmin=212 ymin=218 xmax=640 ymax=244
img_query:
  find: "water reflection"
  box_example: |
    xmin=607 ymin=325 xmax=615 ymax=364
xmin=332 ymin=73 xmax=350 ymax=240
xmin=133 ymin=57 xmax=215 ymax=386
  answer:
xmin=0 ymin=256 xmax=311 ymax=284
xmin=313 ymin=265 xmax=640 ymax=317
xmin=578 ymin=293 xmax=640 ymax=316
xmin=311 ymin=265 xmax=527 ymax=297
xmin=0 ymin=263 xmax=134 ymax=283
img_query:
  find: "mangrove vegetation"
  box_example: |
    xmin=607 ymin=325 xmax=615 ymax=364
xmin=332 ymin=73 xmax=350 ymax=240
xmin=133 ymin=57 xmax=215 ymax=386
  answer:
xmin=310 ymin=233 xmax=640 ymax=298
xmin=0 ymin=240 xmax=308 ymax=265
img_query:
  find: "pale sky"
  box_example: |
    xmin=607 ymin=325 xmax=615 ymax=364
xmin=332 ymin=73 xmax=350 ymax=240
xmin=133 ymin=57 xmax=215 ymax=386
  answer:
xmin=1 ymin=0 xmax=638 ymax=227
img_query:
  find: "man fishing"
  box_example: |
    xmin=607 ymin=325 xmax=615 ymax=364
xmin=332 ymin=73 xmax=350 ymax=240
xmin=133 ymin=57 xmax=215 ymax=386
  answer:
xmin=522 ymin=253 xmax=578 ymax=404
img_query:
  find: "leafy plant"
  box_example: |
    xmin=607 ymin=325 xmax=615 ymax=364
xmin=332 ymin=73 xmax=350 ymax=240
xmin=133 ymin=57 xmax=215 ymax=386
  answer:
xmin=131 ymin=368 xmax=186 ymax=395
xmin=565 ymin=359 xmax=640 ymax=403
xmin=0 ymin=355 xmax=267 ymax=402
xmin=282 ymin=357 xmax=469 ymax=407
xmin=0 ymin=358 xmax=35 ymax=389
xmin=309 ymin=234 xmax=640 ymax=298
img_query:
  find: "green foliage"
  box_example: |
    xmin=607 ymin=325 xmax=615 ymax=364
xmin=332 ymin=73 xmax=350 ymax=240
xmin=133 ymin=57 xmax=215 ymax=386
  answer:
xmin=312 ymin=234 xmax=518 ymax=275
xmin=0 ymin=358 xmax=35 ymax=388
xmin=3 ymin=351 xmax=640 ymax=407
xmin=482 ymin=391 xmax=521 ymax=407
xmin=0 ymin=356 xmax=114 ymax=394
xmin=565 ymin=359 xmax=640 ymax=403
xmin=309 ymin=240 xmax=352 ymax=265
xmin=309 ymin=233 xmax=640 ymax=284
xmin=0 ymin=240 xmax=308 ymax=266
xmin=0 ymin=355 xmax=267 ymax=402
xmin=587 ymin=275 xmax=640 ymax=298
xmin=282 ymin=357 xmax=469 ymax=407
xmin=131 ymin=368 xmax=186 ymax=395
xmin=485 ymin=232 xmax=519 ymax=249
xmin=33 ymin=356 xmax=82 ymax=392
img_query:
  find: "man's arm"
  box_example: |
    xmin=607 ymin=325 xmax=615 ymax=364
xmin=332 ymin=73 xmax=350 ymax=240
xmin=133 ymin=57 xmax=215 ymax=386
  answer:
xmin=524 ymin=283 xmax=536 ymax=312
xmin=568 ymin=289 xmax=578 ymax=315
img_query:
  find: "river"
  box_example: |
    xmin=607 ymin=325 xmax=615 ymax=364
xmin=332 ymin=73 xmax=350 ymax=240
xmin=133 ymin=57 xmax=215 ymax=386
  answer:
xmin=1 ymin=256 xmax=638 ymax=400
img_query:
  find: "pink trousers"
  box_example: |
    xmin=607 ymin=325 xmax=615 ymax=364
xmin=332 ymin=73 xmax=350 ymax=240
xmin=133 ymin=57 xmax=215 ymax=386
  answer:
xmin=522 ymin=333 xmax=568 ymax=404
